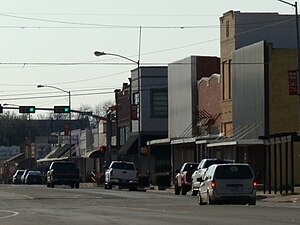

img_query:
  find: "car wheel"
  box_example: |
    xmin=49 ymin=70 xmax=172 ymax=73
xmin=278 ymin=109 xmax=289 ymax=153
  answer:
xmin=207 ymin=192 xmax=213 ymax=205
xmin=181 ymin=185 xmax=187 ymax=195
xmin=249 ymin=198 xmax=256 ymax=205
xmin=191 ymin=187 xmax=198 ymax=196
xmin=106 ymin=182 xmax=112 ymax=189
xmin=198 ymin=193 xmax=204 ymax=205
xmin=174 ymin=186 xmax=181 ymax=195
xmin=129 ymin=186 xmax=137 ymax=191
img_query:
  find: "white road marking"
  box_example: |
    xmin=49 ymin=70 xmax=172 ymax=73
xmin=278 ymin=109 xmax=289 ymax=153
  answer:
xmin=0 ymin=210 xmax=19 ymax=219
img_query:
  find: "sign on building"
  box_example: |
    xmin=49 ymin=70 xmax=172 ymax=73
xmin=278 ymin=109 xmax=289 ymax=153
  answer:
xmin=288 ymin=70 xmax=298 ymax=95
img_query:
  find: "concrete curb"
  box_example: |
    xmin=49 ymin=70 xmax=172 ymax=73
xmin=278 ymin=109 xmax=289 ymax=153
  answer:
xmin=80 ymin=183 xmax=300 ymax=204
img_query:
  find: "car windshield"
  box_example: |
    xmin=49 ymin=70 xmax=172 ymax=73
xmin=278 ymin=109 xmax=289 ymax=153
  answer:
xmin=111 ymin=162 xmax=135 ymax=170
xmin=214 ymin=165 xmax=253 ymax=179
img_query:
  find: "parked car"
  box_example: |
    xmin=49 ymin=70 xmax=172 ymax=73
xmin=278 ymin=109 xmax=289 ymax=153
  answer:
xmin=21 ymin=169 xmax=29 ymax=184
xmin=25 ymin=171 xmax=43 ymax=184
xmin=198 ymin=163 xmax=257 ymax=205
xmin=46 ymin=161 xmax=80 ymax=188
xmin=12 ymin=170 xmax=25 ymax=184
xmin=191 ymin=158 xmax=234 ymax=195
xmin=174 ymin=162 xmax=198 ymax=195
xmin=104 ymin=161 xmax=138 ymax=190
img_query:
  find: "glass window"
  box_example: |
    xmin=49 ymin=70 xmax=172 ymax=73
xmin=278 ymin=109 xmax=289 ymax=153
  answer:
xmin=151 ymin=90 xmax=168 ymax=118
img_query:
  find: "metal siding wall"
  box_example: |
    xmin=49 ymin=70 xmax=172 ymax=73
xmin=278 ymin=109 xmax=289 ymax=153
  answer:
xmin=232 ymin=41 xmax=265 ymax=139
xmin=168 ymin=57 xmax=196 ymax=139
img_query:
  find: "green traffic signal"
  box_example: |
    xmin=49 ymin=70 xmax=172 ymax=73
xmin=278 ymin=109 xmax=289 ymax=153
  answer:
xmin=54 ymin=106 xmax=70 ymax=113
xmin=19 ymin=106 xmax=35 ymax=113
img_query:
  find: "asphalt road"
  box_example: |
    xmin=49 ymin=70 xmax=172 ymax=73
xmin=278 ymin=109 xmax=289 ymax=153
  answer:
xmin=0 ymin=184 xmax=299 ymax=225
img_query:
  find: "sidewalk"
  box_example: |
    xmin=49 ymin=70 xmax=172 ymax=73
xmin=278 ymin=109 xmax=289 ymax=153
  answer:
xmin=80 ymin=182 xmax=300 ymax=204
xmin=256 ymin=186 xmax=300 ymax=204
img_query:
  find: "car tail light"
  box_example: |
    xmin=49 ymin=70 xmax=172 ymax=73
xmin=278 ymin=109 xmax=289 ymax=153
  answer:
xmin=253 ymin=180 xmax=257 ymax=188
xmin=211 ymin=180 xmax=216 ymax=189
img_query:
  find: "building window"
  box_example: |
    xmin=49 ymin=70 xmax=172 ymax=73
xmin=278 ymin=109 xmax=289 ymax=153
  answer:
xmin=226 ymin=20 xmax=230 ymax=38
xmin=228 ymin=60 xmax=231 ymax=99
xmin=222 ymin=61 xmax=226 ymax=100
xmin=151 ymin=90 xmax=168 ymax=118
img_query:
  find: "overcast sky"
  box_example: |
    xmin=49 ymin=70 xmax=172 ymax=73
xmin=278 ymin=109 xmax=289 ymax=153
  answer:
xmin=0 ymin=0 xmax=296 ymax=114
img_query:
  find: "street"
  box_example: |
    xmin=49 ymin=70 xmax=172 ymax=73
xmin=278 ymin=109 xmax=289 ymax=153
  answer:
xmin=0 ymin=185 xmax=299 ymax=225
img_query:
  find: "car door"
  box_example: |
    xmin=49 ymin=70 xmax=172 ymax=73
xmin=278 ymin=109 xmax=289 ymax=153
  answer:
xmin=199 ymin=166 xmax=213 ymax=203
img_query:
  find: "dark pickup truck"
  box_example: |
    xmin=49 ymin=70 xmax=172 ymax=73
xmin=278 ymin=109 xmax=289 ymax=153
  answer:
xmin=46 ymin=161 xmax=80 ymax=188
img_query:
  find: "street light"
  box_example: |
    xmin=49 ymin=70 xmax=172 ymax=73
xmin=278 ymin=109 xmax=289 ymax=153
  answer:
xmin=37 ymin=84 xmax=72 ymax=160
xmin=278 ymin=1 xmax=300 ymax=91
xmin=94 ymin=51 xmax=142 ymax=170
xmin=278 ymin=0 xmax=299 ymax=194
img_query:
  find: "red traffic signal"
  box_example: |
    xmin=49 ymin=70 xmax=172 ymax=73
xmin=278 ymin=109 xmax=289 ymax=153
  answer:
xmin=99 ymin=146 xmax=106 ymax=153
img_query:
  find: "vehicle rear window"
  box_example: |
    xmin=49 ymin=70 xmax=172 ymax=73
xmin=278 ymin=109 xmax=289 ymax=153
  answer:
xmin=52 ymin=163 xmax=76 ymax=171
xmin=204 ymin=160 xmax=233 ymax=169
xmin=214 ymin=165 xmax=253 ymax=179
xmin=183 ymin=163 xmax=198 ymax=172
xmin=111 ymin=162 xmax=135 ymax=170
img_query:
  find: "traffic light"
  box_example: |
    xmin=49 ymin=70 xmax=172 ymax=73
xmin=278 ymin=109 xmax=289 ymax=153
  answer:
xmin=99 ymin=146 xmax=106 ymax=153
xmin=19 ymin=106 xmax=35 ymax=113
xmin=0 ymin=104 xmax=3 ymax=113
xmin=54 ymin=106 xmax=70 ymax=113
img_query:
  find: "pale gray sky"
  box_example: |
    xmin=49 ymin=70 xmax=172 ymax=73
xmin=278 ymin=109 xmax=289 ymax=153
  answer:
xmin=0 ymin=0 xmax=295 ymax=113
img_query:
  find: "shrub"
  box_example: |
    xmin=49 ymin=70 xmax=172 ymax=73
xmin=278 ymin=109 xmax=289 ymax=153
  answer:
xmin=138 ymin=175 xmax=150 ymax=187
xmin=151 ymin=173 xmax=171 ymax=187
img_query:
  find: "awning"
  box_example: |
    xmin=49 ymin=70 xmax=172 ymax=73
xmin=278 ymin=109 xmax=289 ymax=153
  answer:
xmin=3 ymin=152 xmax=25 ymax=164
xmin=147 ymin=138 xmax=170 ymax=146
xmin=171 ymin=137 xmax=196 ymax=145
xmin=84 ymin=149 xmax=103 ymax=158
xmin=118 ymin=135 xmax=138 ymax=155
xmin=37 ymin=144 xmax=74 ymax=163
xmin=207 ymin=139 xmax=264 ymax=148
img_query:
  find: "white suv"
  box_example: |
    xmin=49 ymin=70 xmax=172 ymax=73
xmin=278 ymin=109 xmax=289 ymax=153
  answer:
xmin=191 ymin=158 xmax=234 ymax=195
xmin=104 ymin=161 xmax=138 ymax=190
xmin=198 ymin=163 xmax=257 ymax=205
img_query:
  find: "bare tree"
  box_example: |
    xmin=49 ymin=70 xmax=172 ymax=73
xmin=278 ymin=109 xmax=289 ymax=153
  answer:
xmin=94 ymin=99 xmax=115 ymax=117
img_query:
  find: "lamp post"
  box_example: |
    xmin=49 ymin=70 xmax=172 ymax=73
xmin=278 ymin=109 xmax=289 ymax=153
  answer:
xmin=94 ymin=51 xmax=142 ymax=170
xmin=37 ymin=84 xmax=72 ymax=160
xmin=278 ymin=1 xmax=300 ymax=92
xmin=278 ymin=0 xmax=299 ymax=194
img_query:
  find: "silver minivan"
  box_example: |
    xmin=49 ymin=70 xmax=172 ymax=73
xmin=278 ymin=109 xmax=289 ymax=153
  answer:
xmin=198 ymin=163 xmax=257 ymax=205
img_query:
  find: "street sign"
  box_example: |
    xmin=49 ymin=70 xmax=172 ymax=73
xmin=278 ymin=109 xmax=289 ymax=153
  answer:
xmin=82 ymin=111 xmax=93 ymax=116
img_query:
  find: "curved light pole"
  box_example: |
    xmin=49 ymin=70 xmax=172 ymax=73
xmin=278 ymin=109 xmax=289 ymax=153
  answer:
xmin=37 ymin=84 xmax=72 ymax=160
xmin=94 ymin=51 xmax=141 ymax=170
xmin=278 ymin=0 xmax=299 ymax=194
